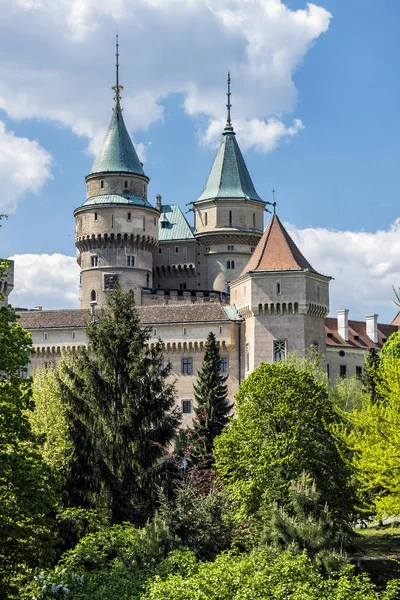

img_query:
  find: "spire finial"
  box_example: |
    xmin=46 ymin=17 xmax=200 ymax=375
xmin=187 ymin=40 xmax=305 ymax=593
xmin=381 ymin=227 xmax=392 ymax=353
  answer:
xmin=112 ymin=34 xmax=124 ymax=110
xmin=226 ymin=71 xmax=232 ymax=126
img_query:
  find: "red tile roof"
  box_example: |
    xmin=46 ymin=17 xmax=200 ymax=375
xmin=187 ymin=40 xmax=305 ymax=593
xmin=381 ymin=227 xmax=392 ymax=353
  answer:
xmin=241 ymin=214 xmax=318 ymax=276
xmin=325 ymin=317 xmax=397 ymax=349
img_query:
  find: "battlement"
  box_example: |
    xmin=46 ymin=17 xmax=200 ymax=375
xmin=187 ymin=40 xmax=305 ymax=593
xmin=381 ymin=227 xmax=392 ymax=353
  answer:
xmin=142 ymin=288 xmax=230 ymax=306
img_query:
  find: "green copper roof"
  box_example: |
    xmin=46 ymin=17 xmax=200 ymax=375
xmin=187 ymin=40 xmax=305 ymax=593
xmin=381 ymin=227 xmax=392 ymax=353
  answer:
xmin=196 ymin=125 xmax=263 ymax=203
xmin=90 ymin=109 xmax=145 ymax=176
xmin=82 ymin=194 xmax=153 ymax=208
xmin=159 ymin=204 xmax=195 ymax=241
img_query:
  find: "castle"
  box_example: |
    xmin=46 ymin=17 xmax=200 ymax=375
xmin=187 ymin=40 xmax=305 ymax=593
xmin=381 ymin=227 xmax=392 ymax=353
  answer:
xmin=4 ymin=49 xmax=398 ymax=421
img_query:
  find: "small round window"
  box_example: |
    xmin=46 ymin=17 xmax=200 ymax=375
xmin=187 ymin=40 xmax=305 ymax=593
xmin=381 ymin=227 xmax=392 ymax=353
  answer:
xmin=339 ymin=350 xmax=346 ymax=357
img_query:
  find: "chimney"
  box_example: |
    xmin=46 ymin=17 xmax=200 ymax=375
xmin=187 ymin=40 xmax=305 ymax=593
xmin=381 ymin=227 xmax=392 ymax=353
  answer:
xmin=33 ymin=306 xmax=43 ymax=311
xmin=366 ymin=313 xmax=378 ymax=344
xmin=337 ymin=309 xmax=349 ymax=342
xmin=90 ymin=300 xmax=97 ymax=322
xmin=156 ymin=194 xmax=162 ymax=212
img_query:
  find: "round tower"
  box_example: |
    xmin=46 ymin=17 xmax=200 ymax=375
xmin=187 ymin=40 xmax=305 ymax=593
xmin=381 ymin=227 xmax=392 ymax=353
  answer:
xmin=74 ymin=38 xmax=158 ymax=309
xmin=193 ymin=74 xmax=266 ymax=293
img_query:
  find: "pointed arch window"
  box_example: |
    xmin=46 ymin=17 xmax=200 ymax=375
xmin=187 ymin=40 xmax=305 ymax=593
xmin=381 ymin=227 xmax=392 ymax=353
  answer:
xmin=91 ymin=290 xmax=97 ymax=302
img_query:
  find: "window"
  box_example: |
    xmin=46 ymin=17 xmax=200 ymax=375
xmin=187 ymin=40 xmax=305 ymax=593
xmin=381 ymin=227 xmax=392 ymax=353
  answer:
xmin=327 ymin=363 xmax=330 ymax=379
xmin=231 ymin=260 xmax=235 ymax=269
xmin=101 ymin=180 xmax=104 ymax=189
xmin=228 ymin=245 xmax=234 ymax=251
xmin=229 ymin=210 xmax=232 ymax=226
xmin=182 ymin=358 xmax=193 ymax=375
xmin=158 ymin=247 xmax=162 ymax=254
xmin=276 ymin=282 xmax=281 ymax=295
xmin=126 ymin=255 xmax=135 ymax=267
xmin=153 ymin=328 xmax=157 ymax=337
xmin=154 ymin=217 xmax=156 ymax=225
xmin=227 ymin=261 xmax=231 ymax=269
xmin=204 ymin=212 xmax=208 ymax=226
xmin=175 ymin=246 xmax=179 ymax=254
xmin=91 ymin=255 xmax=99 ymax=267
xmin=43 ymin=332 xmax=48 ymax=341
xmin=167 ymin=248 xmax=170 ymax=262
xmin=111 ymin=214 xmax=114 ymax=228
xmin=183 ymin=247 xmax=187 ymax=261
xmin=91 ymin=290 xmax=97 ymax=302
xmin=94 ymin=212 xmax=98 ymax=221
xmin=221 ymin=356 xmax=229 ymax=373
xmin=183 ymin=326 xmax=187 ymax=335
xmin=72 ymin=331 xmax=76 ymax=340
xmin=143 ymin=217 xmax=146 ymax=231
xmin=182 ymin=400 xmax=192 ymax=414
xmin=219 ymin=326 xmax=222 ymax=334
xmin=340 ymin=364 xmax=347 ymax=378
xmin=339 ymin=350 xmax=346 ymax=358
xmin=161 ymin=220 xmax=167 ymax=229
xmin=180 ymin=283 xmax=187 ymax=290
xmin=17 ymin=367 xmax=27 ymax=379
xmin=253 ymin=213 xmax=256 ymax=227
xmin=274 ymin=340 xmax=287 ymax=362
xmin=104 ymin=273 xmax=119 ymax=290
xmin=127 ymin=212 xmax=132 ymax=221
xmin=205 ymin=247 xmax=210 ymax=253
xmin=250 ymin=247 xmax=255 ymax=253
xmin=356 ymin=366 xmax=362 ymax=379
xmin=124 ymin=180 xmax=128 ymax=188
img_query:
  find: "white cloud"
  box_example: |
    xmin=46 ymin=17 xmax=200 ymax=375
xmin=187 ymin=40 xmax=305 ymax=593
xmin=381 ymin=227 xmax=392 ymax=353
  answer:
xmin=0 ymin=122 xmax=52 ymax=212
xmin=8 ymin=219 xmax=400 ymax=323
xmin=286 ymin=220 xmax=400 ymax=323
xmin=0 ymin=0 xmax=332 ymax=157
xmin=9 ymin=254 xmax=79 ymax=309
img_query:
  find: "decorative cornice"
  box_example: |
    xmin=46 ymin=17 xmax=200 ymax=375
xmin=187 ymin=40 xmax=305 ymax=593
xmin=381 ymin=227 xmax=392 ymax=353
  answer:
xmin=75 ymin=232 xmax=158 ymax=252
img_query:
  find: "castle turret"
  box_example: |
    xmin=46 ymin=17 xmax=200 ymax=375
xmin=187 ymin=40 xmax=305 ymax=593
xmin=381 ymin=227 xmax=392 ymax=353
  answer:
xmin=230 ymin=213 xmax=330 ymax=374
xmin=74 ymin=38 xmax=158 ymax=308
xmin=193 ymin=74 xmax=266 ymax=293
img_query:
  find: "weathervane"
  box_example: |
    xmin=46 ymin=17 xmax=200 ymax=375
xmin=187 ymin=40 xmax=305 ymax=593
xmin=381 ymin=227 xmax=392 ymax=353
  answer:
xmin=112 ymin=34 xmax=124 ymax=110
xmin=226 ymin=71 xmax=232 ymax=126
xmin=266 ymin=188 xmax=277 ymax=214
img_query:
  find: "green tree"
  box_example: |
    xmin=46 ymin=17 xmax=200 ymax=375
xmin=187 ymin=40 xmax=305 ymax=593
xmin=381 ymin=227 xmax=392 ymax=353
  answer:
xmin=189 ymin=331 xmax=232 ymax=465
xmin=214 ymin=363 xmax=355 ymax=524
xmin=363 ymin=348 xmax=382 ymax=403
xmin=0 ymin=298 xmax=57 ymax=597
xmin=381 ymin=330 xmax=400 ymax=359
xmin=57 ymin=287 xmax=180 ymax=524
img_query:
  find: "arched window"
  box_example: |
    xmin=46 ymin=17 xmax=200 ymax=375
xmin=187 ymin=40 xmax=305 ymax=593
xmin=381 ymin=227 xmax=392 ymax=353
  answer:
xmin=231 ymin=260 xmax=235 ymax=269
xmin=204 ymin=212 xmax=208 ymax=226
xmin=91 ymin=290 xmax=97 ymax=302
xmin=124 ymin=180 xmax=128 ymax=188
xmin=100 ymin=180 xmax=104 ymax=189
xmin=229 ymin=210 xmax=232 ymax=226
xmin=227 ymin=261 xmax=231 ymax=269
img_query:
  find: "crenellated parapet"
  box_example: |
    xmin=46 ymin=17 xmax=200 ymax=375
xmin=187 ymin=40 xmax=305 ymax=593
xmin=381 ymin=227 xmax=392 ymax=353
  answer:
xmin=76 ymin=232 xmax=158 ymax=253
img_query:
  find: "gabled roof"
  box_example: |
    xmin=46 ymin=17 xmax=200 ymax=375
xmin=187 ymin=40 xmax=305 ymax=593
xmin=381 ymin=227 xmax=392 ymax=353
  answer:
xmin=158 ymin=204 xmax=195 ymax=242
xmin=241 ymin=214 xmax=319 ymax=276
xmin=196 ymin=125 xmax=264 ymax=203
xmin=81 ymin=194 xmax=153 ymax=208
xmin=325 ymin=317 xmax=397 ymax=349
xmin=90 ymin=109 xmax=145 ymax=176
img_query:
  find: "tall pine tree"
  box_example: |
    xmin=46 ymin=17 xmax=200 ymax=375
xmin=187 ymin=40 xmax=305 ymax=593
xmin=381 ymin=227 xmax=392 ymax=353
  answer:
xmin=189 ymin=331 xmax=232 ymax=465
xmin=57 ymin=287 xmax=180 ymax=524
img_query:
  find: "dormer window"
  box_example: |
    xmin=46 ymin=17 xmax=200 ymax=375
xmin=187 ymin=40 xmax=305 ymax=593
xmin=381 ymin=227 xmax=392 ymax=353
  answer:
xmin=100 ymin=180 xmax=104 ymax=189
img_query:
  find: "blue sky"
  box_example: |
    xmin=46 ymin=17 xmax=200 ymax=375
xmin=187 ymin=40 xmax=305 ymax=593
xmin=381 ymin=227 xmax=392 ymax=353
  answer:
xmin=1 ymin=0 xmax=400 ymax=321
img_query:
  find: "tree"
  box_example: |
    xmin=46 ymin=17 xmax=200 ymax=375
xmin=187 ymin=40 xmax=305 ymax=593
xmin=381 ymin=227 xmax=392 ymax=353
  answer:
xmin=362 ymin=349 xmax=382 ymax=404
xmin=57 ymin=287 xmax=181 ymax=524
xmin=0 ymin=294 xmax=57 ymax=597
xmin=381 ymin=330 xmax=400 ymax=359
xmin=213 ymin=363 xmax=355 ymax=524
xmin=189 ymin=331 xmax=232 ymax=466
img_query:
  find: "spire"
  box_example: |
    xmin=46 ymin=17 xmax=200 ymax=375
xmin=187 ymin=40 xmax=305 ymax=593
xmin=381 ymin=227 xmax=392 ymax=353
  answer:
xmin=90 ymin=37 xmax=145 ymax=176
xmin=112 ymin=34 xmax=123 ymax=111
xmin=196 ymin=72 xmax=263 ymax=203
xmin=241 ymin=214 xmax=318 ymax=276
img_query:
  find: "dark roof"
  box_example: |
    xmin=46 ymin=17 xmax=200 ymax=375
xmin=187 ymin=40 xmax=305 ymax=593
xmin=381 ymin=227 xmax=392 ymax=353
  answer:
xmin=16 ymin=303 xmax=235 ymax=330
xmin=325 ymin=317 xmax=397 ymax=349
xmin=241 ymin=214 xmax=319 ymax=276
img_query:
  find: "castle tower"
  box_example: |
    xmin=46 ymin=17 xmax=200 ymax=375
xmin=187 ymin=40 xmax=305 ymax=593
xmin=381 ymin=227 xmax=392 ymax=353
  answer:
xmin=74 ymin=38 xmax=159 ymax=309
xmin=193 ymin=74 xmax=266 ymax=293
xmin=230 ymin=213 xmax=330 ymax=375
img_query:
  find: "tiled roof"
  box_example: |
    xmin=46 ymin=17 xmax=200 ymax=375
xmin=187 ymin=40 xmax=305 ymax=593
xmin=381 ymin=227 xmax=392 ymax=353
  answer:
xmin=16 ymin=303 xmax=236 ymax=330
xmin=391 ymin=311 xmax=400 ymax=326
xmin=196 ymin=125 xmax=264 ymax=204
xmin=325 ymin=317 xmax=397 ymax=349
xmin=241 ymin=214 xmax=319 ymax=276
xmin=90 ymin=108 xmax=145 ymax=176
xmin=158 ymin=204 xmax=195 ymax=241
xmin=82 ymin=194 xmax=153 ymax=208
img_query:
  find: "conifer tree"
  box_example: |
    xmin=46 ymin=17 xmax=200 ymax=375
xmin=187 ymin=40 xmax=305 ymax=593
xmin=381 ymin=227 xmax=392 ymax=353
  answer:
xmin=57 ymin=287 xmax=180 ymax=524
xmin=362 ymin=348 xmax=381 ymax=403
xmin=189 ymin=331 xmax=232 ymax=465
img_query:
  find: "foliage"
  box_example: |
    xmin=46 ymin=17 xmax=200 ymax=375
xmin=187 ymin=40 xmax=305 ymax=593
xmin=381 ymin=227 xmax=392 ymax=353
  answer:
xmin=363 ymin=348 xmax=382 ymax=403
xmin=143 ymin=549 xmax=400 ymax=600
xmin=55 ymin=508 xmax=110 ymax=557
xmin=158 ymin=473 xmax=233 ymax=560
xmin=284 ymin=347 xmax=328 ymax=384
xmin=214 ymin=362 xmax=355 ymax=524
xmin=334 ymin=356 xmax=400 ymax=519
xmin=57 ymin=287 xmax=181 ymax=524
xmin=189 ymin=331 xmax=232 ymax=466
xmin=30 ymin=365 xmax=73 ymax=474
xmin=0 ymin=303 xmax=58 ymax=598
xmin=381 ymin=331 xmax=400 ymax=359
xmin=330 ymin=375 xmax=366 ymax=412
xmin=261 ymin=472 xmax=349 ymax=575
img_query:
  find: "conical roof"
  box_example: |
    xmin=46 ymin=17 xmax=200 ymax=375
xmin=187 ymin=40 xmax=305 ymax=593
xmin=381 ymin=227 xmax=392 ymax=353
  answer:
xmin=196 ymin=124 xmax=263 ymax=203
xmin=242 ymin=214 xmax=318 ymax=275
xmin=90 ymin=108 xmax=145 ymax=176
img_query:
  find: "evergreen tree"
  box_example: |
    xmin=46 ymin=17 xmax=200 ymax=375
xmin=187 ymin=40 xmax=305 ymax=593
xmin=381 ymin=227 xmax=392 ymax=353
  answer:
xmin=189 ymin=331 xmax=232 ymax=465
xmin=57 ymin=287 xmax=181 ymax=524
xmin=362 ymin=348 xmax=381 ymax=403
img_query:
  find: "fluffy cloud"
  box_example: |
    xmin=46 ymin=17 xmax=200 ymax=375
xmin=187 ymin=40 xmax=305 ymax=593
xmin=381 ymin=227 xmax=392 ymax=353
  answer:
xmin=9 ymin=254 xmax=79 ymax=309
xmin=0 ymin=0 xmax=332 ymax=159
xmin=8 ymin=219 xmax=400 ymax=323
xmin=0 ymin=122 xmax=52 ymax=212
